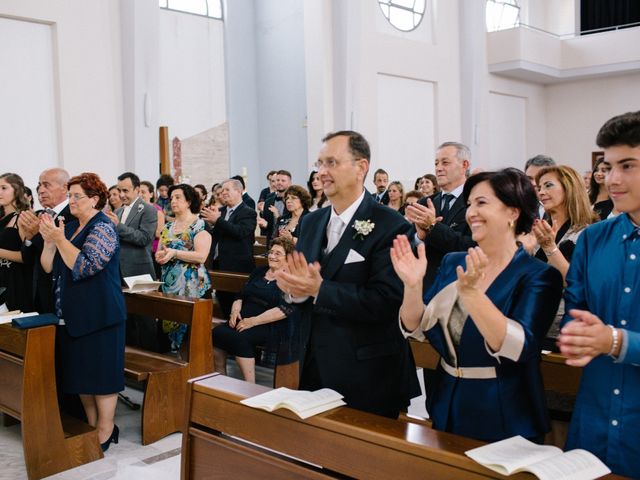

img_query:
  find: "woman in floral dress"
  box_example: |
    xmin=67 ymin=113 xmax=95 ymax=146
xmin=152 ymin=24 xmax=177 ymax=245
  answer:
xmin=155 ymin=184 xmax=211 ymax=349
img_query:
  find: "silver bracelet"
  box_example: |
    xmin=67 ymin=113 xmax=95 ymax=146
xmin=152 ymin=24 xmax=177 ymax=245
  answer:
xmin=544 ymin=246 xmax=558 ymax=257
xmin=607 ymin=325 xmax=619 ymax=357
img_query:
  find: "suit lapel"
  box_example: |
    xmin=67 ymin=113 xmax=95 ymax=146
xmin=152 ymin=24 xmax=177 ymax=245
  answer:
xmin=320 ymin=195 xmax=374 ymax=280
xmin=125 ymin=199 xmax=141 ymax=226
xmin=302 ymin=207 xmax=331 ymax=263
xmin=443 ymin=195 xmax=465 ymax=225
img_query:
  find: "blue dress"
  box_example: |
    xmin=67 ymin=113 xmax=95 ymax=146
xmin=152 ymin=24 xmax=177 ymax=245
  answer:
xmin=562 ymin=214 xmax=640 ymax=477
xmin=420 ymin=247 xmax=562 ymax=442
xmin=54 ymin=212 xmax=126 ymax=395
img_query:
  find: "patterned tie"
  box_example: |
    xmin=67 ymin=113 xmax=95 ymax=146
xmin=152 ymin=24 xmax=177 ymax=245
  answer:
xmin=325 ymin=217 xmax=344 ymax=255
xmin=440 ymin=193 xmax=454 ymax=217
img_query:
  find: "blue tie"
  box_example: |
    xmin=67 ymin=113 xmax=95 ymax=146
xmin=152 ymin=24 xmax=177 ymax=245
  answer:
xmin=440 ymin=194 xmax=454 ymax=217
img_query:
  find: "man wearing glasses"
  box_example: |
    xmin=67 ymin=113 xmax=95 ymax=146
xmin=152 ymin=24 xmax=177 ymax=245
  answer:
xmin=276 ymin=131 xmax=419 ymax=418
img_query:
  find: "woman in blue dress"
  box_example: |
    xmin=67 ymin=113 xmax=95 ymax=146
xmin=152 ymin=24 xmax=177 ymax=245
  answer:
xmin=391 ymin=168 xmax=563 ymax=442
xmin=40 ymin=172 xmax=126 ymax=452
xmin=155 ymin=184 xmax=211 ymax=349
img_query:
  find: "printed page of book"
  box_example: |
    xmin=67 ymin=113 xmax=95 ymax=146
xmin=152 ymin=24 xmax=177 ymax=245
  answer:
xmin=282 ymin=388 xmax=344 ymax=413
xmin=240 ymin=387 xmax=297 ymax=411
xmin=526 ymin=449 xmax=611 ymax=480
xmin=241 ymin=387 xmax=345 ymax=418
xmin=123 ymin=274 xmax=163 ymax=292
xmin=465 ymin=436 xmax=560 ymax=476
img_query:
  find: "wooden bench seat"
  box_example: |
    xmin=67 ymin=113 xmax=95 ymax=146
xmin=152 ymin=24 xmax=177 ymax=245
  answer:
xmin=0 ymin=323 xmax=102 ymax=479
xmin=209 ymin=269 xmax=299 ymax=389
xmin=181 ymin=374 xmax=627 ymax=480
xmin=123 ymin=291 xmax=213 ymax=445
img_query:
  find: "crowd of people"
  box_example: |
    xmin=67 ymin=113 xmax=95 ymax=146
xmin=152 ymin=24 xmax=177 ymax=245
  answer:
xmin=0 ymin=110 xmax=638 ymax=476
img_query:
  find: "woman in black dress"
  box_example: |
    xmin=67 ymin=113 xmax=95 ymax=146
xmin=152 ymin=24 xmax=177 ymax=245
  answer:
xmin=274 ymin=185 xmax=311 ymax=245
xmin=0 ymin=173 xmax=32 ymax=311
xmin=589 ymin=157 xmax=614 ymax=220
xmin=213 ymin=237 xmax=296 ymax=383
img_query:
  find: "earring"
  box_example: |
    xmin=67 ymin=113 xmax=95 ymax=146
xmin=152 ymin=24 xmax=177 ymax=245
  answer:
xmin=508 ymin=220 xmax=515 ymax=229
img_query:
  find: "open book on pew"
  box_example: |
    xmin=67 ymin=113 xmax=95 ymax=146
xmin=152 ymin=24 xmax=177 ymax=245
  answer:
xmin=465 ymin=435 xmax=611 ymax=480
xmin=123 ymin=274 xmax=163 ymax=293
xmin=240 ymin=387 xmax=345 ymax=419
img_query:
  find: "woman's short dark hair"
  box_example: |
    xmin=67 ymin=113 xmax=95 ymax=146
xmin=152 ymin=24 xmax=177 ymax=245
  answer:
xmin=284 ymin=185 xmax=312 ymax=210
xmin=423 ymin=173 xmax=439 ymax=194
xmin=462 ymin=168 xmax=537 ymax=235
xmin=156 ymin=174 xmax=175 ymax=190
xmin=270 ymin=236 xmax=295 ymax=255
xmin=68 ymin=172 xmax=109 ymax=210
xmin=168 ymin=184 xmax=201 ymax=214
xmin=140 ymin=180 xmax=156 ymax=202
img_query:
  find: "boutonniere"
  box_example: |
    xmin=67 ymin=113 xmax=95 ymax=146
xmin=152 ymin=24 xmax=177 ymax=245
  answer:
xmin=137 ymin=203 xmax=144 ymax=213
xmin=352 ymin=219 xmax=375 ymax=240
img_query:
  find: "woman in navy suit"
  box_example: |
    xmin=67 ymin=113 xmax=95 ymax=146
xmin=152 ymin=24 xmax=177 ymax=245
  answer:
xmin=40 ymin=172 xmax=126 ymax=452
xmin=391 ymin=168 xmax=563 ymax=442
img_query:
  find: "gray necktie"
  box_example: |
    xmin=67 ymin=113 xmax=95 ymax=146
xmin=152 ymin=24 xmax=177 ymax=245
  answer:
xmin=325 ymin=217 xmax=344 ymax=255
xmin=440 ymin=194 xmax=454 ymax=217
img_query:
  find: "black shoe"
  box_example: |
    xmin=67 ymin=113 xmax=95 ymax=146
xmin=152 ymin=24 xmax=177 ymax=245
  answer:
xmin=100 ymin=424 xmax=119 ymax=452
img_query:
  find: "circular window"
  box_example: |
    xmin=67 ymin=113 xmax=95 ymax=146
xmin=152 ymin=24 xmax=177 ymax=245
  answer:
xmin=378 ymin=0 xmax=426 ymax=32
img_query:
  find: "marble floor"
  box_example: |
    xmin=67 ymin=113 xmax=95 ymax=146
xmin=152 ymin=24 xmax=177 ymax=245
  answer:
xmin=1 ymin=364 xmax=428 ymax=480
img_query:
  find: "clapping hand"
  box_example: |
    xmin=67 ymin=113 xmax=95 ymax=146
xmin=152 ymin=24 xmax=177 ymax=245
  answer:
xmin=105 ymin=210 xmax=119 ymax=225
xmin=405 ymin=200 xmax=441 ymax=238
xmin=456 ymin=247 xmax=488 ymax=292
xmin=18 ymin=210 xmax=40 ymax=241
xmin=155 ymin=244 xmax=175 ymax=265
xmin=268 ymin=205 xmax=280 ymax=220
xmin=200 ymin=206 xmax=222 ymax=224
xmin=531 ymin=219 xmax=557 ymax=253
xmin=275 ymin=251 xmax=322 ymax=298
xmin=390 ymin=234 xmax=427 ymax=289
xmin=558 ymin=309 xmax=615 ymax=367
xmin=39 ymin=213 xmax=65 ymax=244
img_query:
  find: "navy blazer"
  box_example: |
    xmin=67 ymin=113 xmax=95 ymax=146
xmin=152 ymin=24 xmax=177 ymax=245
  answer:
xmin=418 ymin=191 xmax=475 ymax=286
xmin=423 ymin=248 xmax=563 ymax=441
xmin=296 ymin=193 xmax=419 ymax=418
xmin=208 ymin=202 xmax=256 ymax=273
xmin=54 ymin=211 xmax=126 ymax=338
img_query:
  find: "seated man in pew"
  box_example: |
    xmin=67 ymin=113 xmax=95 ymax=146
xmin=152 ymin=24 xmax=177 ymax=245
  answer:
xmin=213 ymin=237 xmax=298 ymax=383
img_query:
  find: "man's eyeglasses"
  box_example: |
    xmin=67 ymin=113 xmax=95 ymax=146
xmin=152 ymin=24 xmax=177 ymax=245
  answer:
xmin=67 ymin=193 xmax=88 ymax=201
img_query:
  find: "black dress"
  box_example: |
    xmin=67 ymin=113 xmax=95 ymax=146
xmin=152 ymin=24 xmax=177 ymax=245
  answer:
xmin=213 ymin=266 xmax=297 ymax=365
xmin=0 ymin=212 xmax=32 ymax=311
xmin=593 ymin=199 xmax=614 ymax=220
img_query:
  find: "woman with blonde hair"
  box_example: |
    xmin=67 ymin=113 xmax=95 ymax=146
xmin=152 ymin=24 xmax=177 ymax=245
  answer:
xmin=387 ymin=181 xmax=404 ymax=211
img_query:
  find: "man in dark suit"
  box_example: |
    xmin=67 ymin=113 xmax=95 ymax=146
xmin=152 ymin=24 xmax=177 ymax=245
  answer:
xmin=261 ymin=170 xmax=291 ymax=245
xmin=276 ymin=131 xmax=419 ymax=419
xmin=201 ymin=178 xmax=257 ymax=317
xmin=19 ymin=168 xmax=74 ymax=313
xmin=371 ymin=168 xmax=390 ymax=204
xmin=106 ymin=172 xmax=158 ymax=350
xmin=405 ymin=142 xmax=476 ymax=287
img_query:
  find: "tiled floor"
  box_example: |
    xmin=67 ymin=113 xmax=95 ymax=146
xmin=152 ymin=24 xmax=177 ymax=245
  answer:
xmin=1 ymin=364 xmax=427 ymax=480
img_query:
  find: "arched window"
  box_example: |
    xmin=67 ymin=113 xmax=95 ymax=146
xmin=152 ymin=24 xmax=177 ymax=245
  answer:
xmin=159 ymin=0 xmax=222 ymax=20
xmin=486 ymin=0 xmax=520 ymax=32
xmin=378 ymin=0 xmax=426 ymax=32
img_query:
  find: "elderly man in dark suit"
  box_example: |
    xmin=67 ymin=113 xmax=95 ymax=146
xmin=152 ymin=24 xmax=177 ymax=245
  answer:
xmin=201 ymin=178 xmax=257 ymax=317
xmin=105 ymin=172 xmax=158 ymax=350
xmin=405 ymin=142 xmax=476 ymax=287
xmin=19 ymin=168 xmax=75 ymax=313
xmin=276 ymin=131 xmax=419 ymax=419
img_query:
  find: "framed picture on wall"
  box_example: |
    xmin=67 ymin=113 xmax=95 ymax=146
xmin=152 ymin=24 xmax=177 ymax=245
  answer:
xmin=592 ymin=151 xmax=604 ymax=168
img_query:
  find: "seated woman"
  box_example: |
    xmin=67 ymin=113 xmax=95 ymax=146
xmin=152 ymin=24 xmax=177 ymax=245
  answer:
xmin=588 ymin=157 xmax=613 ymax=220
xmin=213 ymin=237 xmax=296 ymax=383
xmin=274 ymin=185 xmax=311 ymax=245
xmin=155 ymin=184 xmax=211 ymax=350
xmin=533 ymin=165 xmax=597 ymax=345
xmin=40 ymin=173 xmax=126 ymax=452
xmin=391 ymin=168 xmax=563 ymax=443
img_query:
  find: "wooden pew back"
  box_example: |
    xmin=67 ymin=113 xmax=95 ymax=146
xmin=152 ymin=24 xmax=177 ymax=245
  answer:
xmin=0 ymin=324 xmax=102 ymax=479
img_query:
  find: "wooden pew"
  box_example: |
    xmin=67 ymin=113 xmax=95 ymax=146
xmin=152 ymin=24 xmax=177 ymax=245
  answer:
xmin=208 ymin=270 xmax=299 ymax=389
xmin=180 ymin=374 xmax=627 ymax=479
xmin=123 ymin=291 xmax=213 ymax=445
xmin=0 ymin=324 xmax=102 ymax=479
xmin=408 ymin=339 xmax=583 ymax=396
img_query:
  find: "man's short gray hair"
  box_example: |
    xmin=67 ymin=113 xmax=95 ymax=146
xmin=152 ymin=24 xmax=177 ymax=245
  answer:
xmin=437 ymin=142 xmax=471 ymax=163
xmin=223 ymin=179 xmax=244 ymax=192
xmin=524 ymin=154 xmax=555 ymax=171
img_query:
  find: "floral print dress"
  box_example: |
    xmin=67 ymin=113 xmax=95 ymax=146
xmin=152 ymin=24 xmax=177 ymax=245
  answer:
xmin=159 ymin=218 xmax=211 ymax=349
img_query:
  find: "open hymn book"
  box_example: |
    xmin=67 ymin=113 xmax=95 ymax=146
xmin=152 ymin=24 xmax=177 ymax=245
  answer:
xmin=240 ymin=387 xmax=345 ymax=419
xmin=123 ymin=274 xmax=163 ymax=293
xmin=465 ymin=436 xmax=611 ymax=480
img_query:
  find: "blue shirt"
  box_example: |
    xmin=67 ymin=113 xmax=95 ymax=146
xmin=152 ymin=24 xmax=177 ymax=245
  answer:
xmin=562 ymin=213 xmax=640 ymax=477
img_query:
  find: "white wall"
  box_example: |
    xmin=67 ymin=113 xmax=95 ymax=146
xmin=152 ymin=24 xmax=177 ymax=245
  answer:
xmin=546 ymin=73 xmax=640 ymax=171
xmin=0 ymin=0 xmax=125 ymax=187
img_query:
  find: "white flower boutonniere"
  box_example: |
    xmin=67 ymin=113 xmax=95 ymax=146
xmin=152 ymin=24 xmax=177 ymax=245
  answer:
xmin=352 ymin=219 xmax=375 ymax=240
xmin=137 ymin=203 xmax=144 ymax=213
